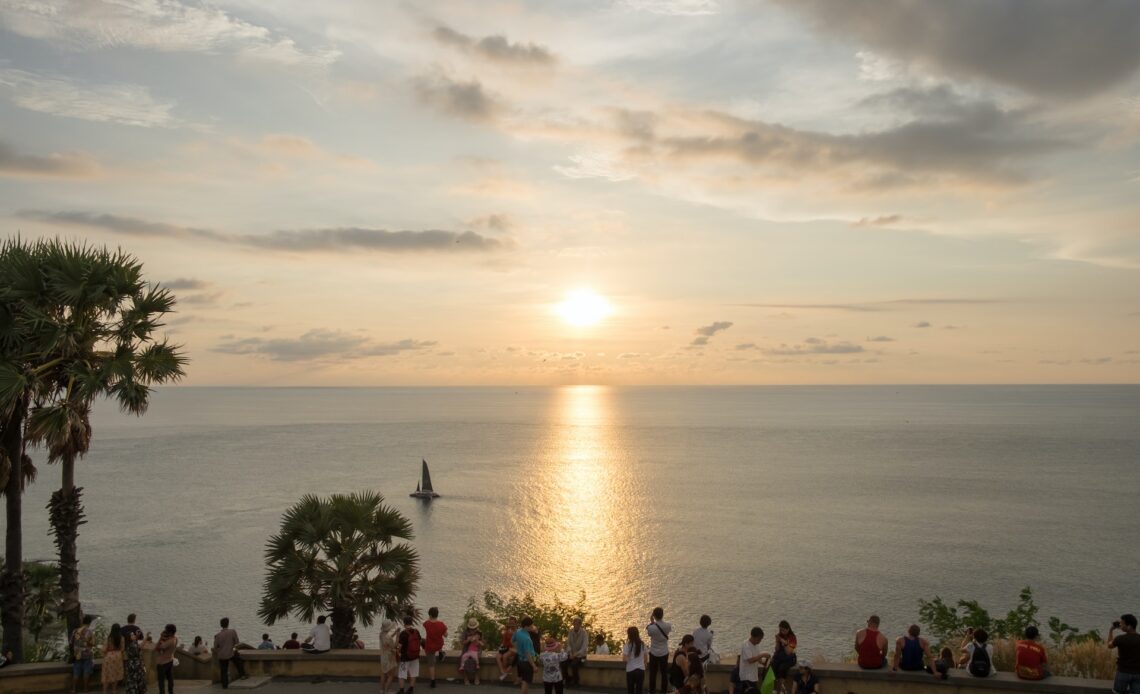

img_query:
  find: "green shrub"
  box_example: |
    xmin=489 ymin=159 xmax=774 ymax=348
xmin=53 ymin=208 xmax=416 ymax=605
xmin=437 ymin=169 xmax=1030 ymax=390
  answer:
xmin=452 ymin=591 xmax=621 ymax=653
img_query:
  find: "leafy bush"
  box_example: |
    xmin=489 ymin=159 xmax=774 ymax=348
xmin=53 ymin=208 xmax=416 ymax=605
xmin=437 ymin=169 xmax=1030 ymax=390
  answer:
xmin=917 ymin=586 xmax=1098 ymax=648
xmin=453 ymin=591 xmax=621 ymax=653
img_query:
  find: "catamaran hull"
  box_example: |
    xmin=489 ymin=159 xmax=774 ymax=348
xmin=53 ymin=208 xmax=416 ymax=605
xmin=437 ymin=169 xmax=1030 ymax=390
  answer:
xmin=409 ymin=492 xmax=440 ymax=499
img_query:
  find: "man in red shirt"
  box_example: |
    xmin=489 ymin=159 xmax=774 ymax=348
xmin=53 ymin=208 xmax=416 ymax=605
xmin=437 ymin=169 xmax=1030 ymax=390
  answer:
xmin=855 ymin=615 xmax=888 ymax=669
xmin=1015 ymin=626 xmax=1049 ymax=680
xmin=423 ymin=607 xmax=449 ymax=689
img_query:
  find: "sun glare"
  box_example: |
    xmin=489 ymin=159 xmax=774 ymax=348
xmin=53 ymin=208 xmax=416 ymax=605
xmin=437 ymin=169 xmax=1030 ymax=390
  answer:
xmin=557 ymin=289 xmax=612 ymax=327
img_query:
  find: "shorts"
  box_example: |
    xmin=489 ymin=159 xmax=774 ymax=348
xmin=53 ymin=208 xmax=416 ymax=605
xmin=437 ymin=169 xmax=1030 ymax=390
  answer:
xmin=499 ymin=646 xmax=510 ymax=655
xmin=399 ymin=659 xmax=421 ymax=680
xmin=517 ymin=661 xmax=534 ymax=683
xmin=73 ymin=658 xmax=94 ymax=677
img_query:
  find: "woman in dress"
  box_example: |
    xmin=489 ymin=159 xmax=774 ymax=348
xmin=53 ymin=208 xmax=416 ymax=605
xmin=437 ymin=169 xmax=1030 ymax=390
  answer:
xmin=379 ymin=620 xmax=399 ymax=694
xmin=623 ymin=627 xmax=647 ymax=694
xmin=123 ymin=629 xmax=147 ymax=694
xmin=102 ymin=623 xmax=124 ymax=694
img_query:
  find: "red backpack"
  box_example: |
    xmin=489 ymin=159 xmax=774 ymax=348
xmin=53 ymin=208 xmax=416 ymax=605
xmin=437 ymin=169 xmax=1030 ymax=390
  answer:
xmin=402 ymin=627 xmax=422 ymax=660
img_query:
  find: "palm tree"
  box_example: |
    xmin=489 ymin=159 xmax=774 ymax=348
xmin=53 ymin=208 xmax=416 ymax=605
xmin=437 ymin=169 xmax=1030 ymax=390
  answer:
xmin=1 ymin=239 xmax=186 ymax=642
xmin=259 ymin=492 xmax=420 ymax=649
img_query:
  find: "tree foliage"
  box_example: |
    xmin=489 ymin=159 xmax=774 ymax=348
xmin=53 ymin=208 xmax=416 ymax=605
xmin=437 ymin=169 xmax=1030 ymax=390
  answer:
xmin=917 ymin=586 xmax=1100 ymax=648
xmin=259 ymin=491 xmax=420 ymax=649
xmin=455 ymin=590 xmax=621 ymax=652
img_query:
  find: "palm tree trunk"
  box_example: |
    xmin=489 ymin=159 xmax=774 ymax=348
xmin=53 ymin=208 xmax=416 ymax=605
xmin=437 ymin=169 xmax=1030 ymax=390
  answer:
xmin=1 ymin=402 xmax=28 ymax=663
xmin=330 ymin=606 xmax=356 ymax=649
xmin=49 ymin=456 xmax=83 ymax=634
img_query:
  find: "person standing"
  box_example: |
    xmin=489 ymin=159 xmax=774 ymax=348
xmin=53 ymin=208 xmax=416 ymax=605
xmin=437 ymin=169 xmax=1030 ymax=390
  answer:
xmin=154 ymin=624 xmax=179 ymax=694
xmin=737 ymin=627 xmax=769 ymax=694
xmin=398 ymin=615 xmax=423 ymax=694
xmin=121 ymin=614 xmax=143 ymax=644
xmin=423 ymin=607 xmax=448 ymax=689
xmin=647 ymin=607 xmax=672 ymax=694
xmin=623 ymin=627 xmax=648 ymax=694
xmin=214 ymin=617 xmax=247 ymax=689
xmin=123 ymin=629 xmax=147 ymax=694
xmin=1109 ymin=614 xmax=1140 ymax=694
xmin=303 ymin=616 xmax=331 ymax=654
xmin=565 ymin=617 xmax=589 ymax=686
xmin=71 ymin=614 xmax=97 ymax=694
xmin=102 ymin=623 xmax=125 ymax=694
xmin=513 ymin=617 xmax=538 ymax=694
xmin=380 ymin=621 xmax=399 ymax=694
xmin=691 ymin=616 xmax=714 ymax=663
xmin=854 ymin=615 xmax=887 ymax=670
xmin=539 ymin=636 xmax=569 ymax=694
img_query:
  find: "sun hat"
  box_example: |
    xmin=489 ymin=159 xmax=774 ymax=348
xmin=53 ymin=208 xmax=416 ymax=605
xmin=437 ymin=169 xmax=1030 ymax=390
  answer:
xmin=799 ymin=661 xmax=812 ymax=670
xmin=468 ymin=618 xmax=479 ymax=629
xmin=544 ymin=637 xmax=558 ymax=650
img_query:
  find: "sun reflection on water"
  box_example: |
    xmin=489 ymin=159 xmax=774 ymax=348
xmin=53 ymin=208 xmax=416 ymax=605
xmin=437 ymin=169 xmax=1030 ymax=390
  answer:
xmin=526 ymin=385 xmax=648 ymax=634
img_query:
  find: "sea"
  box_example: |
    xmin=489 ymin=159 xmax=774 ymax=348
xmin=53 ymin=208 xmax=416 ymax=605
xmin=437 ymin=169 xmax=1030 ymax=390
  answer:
xmin=12 ymin=385 xmax=1140 ymax=658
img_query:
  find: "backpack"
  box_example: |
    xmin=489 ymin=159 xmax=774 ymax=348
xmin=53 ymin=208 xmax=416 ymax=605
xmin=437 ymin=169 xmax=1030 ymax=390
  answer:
xmin=968 ymin=642 xmax=991 ymax=677
xmin=402 ymin=628 xmax=422 ymax=660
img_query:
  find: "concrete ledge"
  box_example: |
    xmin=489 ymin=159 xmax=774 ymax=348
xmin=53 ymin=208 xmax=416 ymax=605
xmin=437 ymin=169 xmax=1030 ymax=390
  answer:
xmin=2 ymin=651 xmax=1114 ymax=694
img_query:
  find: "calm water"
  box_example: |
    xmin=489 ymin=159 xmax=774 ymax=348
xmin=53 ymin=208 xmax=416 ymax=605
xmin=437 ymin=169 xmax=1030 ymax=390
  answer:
xmin=12 ymin=386 xmax=1140 ymax=657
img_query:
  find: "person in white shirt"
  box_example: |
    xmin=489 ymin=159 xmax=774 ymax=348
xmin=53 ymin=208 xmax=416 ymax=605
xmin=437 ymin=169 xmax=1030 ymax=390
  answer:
xmin=594 ymin=633 xmax=610 ymax=655
xmin=738 ymin=627 xmax=770 ymax=694
xmin=624 ymin=627 xmax=649 ymax=694
xmin=692 ymin=616 xmax=714 ymax=662
xmin=647 ymin=607 xmax=672 ymax=694
xmin=303 ymin=615 xmax=331 ymax=654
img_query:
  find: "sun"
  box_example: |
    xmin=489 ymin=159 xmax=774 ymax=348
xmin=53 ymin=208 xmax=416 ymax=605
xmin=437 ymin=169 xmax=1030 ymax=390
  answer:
xmin=556 ymin=289 xmax=612 ymax=327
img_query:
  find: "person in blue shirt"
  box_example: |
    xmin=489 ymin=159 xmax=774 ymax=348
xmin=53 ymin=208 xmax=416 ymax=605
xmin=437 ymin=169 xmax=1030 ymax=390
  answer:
xmin=513 ymin=617 xmax=538 ymax=694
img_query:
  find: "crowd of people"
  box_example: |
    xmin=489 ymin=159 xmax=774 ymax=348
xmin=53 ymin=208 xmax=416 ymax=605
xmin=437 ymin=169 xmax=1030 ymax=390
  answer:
xmin=51 ymin=608 xmax=1139 ymax=694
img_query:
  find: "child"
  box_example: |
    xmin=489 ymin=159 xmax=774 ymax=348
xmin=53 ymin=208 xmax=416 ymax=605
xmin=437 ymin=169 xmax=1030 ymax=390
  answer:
xmin=538 ymin=637 xmax=569 ymax=694
xmin=934 ymin=646 xmax=954 ymax=680
xmin=460 ymin=618 xmax=484 ymax=685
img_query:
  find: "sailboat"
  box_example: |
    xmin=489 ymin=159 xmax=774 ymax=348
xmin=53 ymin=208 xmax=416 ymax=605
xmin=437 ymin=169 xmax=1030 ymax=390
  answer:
xmin=409 ymin=459 xmax=440 ymax=499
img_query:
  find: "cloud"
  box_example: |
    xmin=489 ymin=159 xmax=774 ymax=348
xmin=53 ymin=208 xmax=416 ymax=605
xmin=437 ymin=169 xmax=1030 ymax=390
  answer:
xmin=161 ymin=277 xmax=211 ymax=290
xmin=736 ymin=298 xmax=999 ymax=312
xmin=0 ymin=141 xmax=99 ymax=178
xmin=618 ymin=352 xmax=642 ymax=359
xmin=775 ymin=0 xmax=1140 ymax=97
xmin=414 ymin=73 xmax=503 ymax=122
xmin=913 ymin=321 xmax=932 ymax=328
xmin=866 ymin=336 xmax=895 ymax=342
xmin=735 ymin=303 xmax=886 ymax=313
xmin=0 ymin=69 xmax=177 ymax=127
xmin=853 ymin=214 xmax=902 ymax=228
xmin=466 ymin=213 xmax=513 ymax=232
xmin=554 ymin=152 xmax=637 ymax=182
xmin=690 ymin=320 xmax=733 ymax=346
xmin=1080 ymin=357 xmax=1113 ymax=365
xmin=764 ymin=338 xmax=865 ymax=356
xmin=214 ymin=329 xmax=436 ymax=362
xmin=0 ymin=0 xmax=337 ymax=67
xmin=17 ymin=210 xmax=510 ymax=254
xmin=621 ymin=0 xmax=721 ymax=15
xmin=432 ymin=26 xmax=556 ymax=65
xmin=735 ymin=343 xmax=759 ymax=350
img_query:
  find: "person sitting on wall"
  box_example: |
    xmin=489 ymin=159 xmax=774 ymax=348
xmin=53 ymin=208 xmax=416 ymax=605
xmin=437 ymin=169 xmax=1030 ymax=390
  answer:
xmin=960 ymin=628 xmax=997 ymax=677
xmin=1015 ymin=625 xmax=1049 ymax=680
xmin=283 ymin=633 xmax=302 ymax=650
xmin=891 ymin=624 xmax=937 ymax=676
xmin=258 ymin=634 xmax=276 ymax=650
xmin=303 ymin=615 xmax=331 ymax=654
xmin=791 ymin=661 xmax=820 ymax=694
xmin=854 ymin=615 xmax=887 ymax=669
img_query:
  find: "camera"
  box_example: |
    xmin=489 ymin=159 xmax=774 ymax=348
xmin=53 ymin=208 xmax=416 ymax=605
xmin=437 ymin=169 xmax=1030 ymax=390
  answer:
xmin=1113 ymin=620 xmax=1122 ymax=629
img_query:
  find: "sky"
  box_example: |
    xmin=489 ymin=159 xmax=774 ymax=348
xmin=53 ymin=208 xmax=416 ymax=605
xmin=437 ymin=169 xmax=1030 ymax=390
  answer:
xmin=1 ymin=0 xmax=1139 ymax=386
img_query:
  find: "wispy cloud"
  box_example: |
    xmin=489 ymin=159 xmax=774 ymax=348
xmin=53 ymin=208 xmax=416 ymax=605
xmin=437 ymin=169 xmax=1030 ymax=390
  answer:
xmin=17 ymin=210 xmax=511 ymax=254
xmin=866 ymin=336 xmax=895 ymax=342
xmin=414 ymin=73 xmax=503 ymax=122
xmin=690 ymin=320 xmax=733 ymax=346
xmin=0 ymin=69 xmax=178 ymax=127
xmin=214 ymin=330 xmax=437 ymax=362
xmin=765 ymin=338 xmax=865 ymax=356
xmin=621 ymin=0 xmax=721 ymax=16
xmin=853 ymin=214 xmax=903 ymax=227
xmin=0 ymin=0 xmax=338 ymax=66
xmin=0 ymin=141 xmax=99 ymax=178
xmin=432 ymin=25 xmax=556 ymax=65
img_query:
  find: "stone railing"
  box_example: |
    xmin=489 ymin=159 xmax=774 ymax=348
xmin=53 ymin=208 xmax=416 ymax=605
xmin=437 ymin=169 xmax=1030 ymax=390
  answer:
xmin=1 ymin=649 xmax=1114 ymax=694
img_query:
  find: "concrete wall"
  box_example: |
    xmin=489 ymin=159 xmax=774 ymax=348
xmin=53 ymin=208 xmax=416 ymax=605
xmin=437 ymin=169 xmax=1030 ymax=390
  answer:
xmin=1 ymin=650 xmax=1114 ymax=694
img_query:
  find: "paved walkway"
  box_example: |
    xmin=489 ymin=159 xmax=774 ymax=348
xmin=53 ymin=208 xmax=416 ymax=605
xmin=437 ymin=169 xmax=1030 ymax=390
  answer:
xmin=175 ymin=679 xmax=600 ymax=694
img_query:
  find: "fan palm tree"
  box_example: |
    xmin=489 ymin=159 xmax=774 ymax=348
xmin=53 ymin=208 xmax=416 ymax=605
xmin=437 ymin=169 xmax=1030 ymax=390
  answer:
xmin=259 ymin=492 xmax=420 ymax=649
xmin=1 ymin=238 xmax=186 ymax=643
